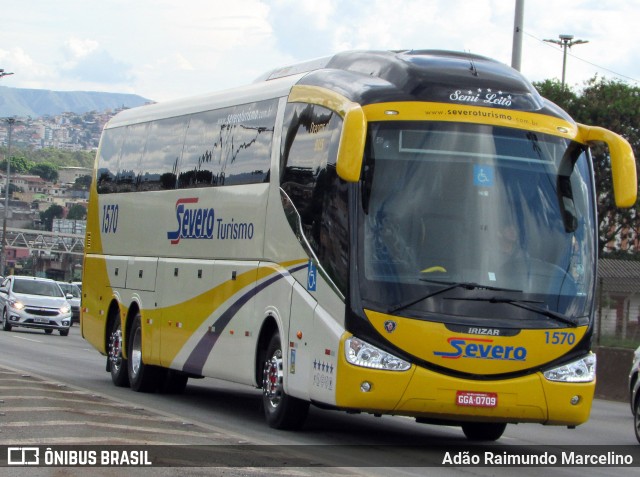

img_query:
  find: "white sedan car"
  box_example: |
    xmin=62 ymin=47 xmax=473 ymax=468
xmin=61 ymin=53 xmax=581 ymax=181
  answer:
xmin=0 ymin=276 xmax=72 ymax=336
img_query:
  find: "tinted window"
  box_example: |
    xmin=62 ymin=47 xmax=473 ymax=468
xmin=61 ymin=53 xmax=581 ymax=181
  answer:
xmin=221 ymin=102 xmax=277 ymax=185
xmin=97 ymin=99 xmax=277 ymax=194
xmin=280 ymin=103 xmax=348 ymax=293
xmin=115 ymin=123 xmax=148 ymax=192
xmin=138 ymin=117 xmax=187 ymax=191
xmin=96 ymin=127 xmax=126 ymax=194
xmin=178 ymin=99 xmax=277 ymax=188
xmin=178 ymin=110 xmax=225 ymax=188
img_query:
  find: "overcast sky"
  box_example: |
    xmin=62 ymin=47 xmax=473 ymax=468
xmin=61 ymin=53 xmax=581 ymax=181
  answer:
xmin=1 ymin=0 xmax=639 ymax=102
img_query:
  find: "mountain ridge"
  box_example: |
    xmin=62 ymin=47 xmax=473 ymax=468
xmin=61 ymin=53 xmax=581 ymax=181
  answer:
xmin=0 ymin=85 xmax=152 ymax=117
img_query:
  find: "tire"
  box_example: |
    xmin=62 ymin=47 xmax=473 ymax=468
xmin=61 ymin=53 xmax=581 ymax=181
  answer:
xmin=127 ymin=312 xmax=161 ymax=393
xmin=461 ymin=422 xmax=507 ymax=441
xmin=2 ymin=309 xmax=11 ymax=332
xmin=59 ymin=329 xmax=69 ymax=337
xmin=108 ymin=313 xmax=129 ymax=387
xmin=44 ymin=329 xmax=53 ymax=335
xmin=261 ymin=333 xmax=309 ymax=430
xmin=634 ymin=398 xmax=640 ymax=444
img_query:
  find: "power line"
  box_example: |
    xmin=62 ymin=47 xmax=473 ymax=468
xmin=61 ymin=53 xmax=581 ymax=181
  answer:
xmin=522 ymin=29 xmax=640 ymax=85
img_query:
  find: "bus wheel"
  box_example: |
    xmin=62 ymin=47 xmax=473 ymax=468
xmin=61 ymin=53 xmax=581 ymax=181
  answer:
xmin=128 ymin=312 xmax=161 ymax=393
xmin=461 ymin=422 xmax=507 ymax=441
xmin=262 ymin=333 xmax=309 ymax=430
xmin=108 ymin=314 xmax=129 ymax=387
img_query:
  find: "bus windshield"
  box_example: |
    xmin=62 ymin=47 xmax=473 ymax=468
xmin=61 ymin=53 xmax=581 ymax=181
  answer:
xmin=358 ymin=121 xmax=596 ymax=327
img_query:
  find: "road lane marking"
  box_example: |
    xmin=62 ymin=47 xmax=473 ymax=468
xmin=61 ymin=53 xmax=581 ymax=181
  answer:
xmin=11 ymin=335 xmax=43 ymax=343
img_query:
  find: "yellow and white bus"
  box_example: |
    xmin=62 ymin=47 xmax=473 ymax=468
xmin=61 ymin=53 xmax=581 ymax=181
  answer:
xmin=82 ymin=50 xmax=636 ymax=440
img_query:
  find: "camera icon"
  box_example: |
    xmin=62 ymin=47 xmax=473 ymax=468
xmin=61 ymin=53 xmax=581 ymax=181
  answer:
xmin=7 ymin=447 xmax=40 ymax=465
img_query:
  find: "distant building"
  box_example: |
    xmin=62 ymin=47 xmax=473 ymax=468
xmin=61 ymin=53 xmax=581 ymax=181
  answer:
xmin=58 ymin=166 xmax=92 ymax=185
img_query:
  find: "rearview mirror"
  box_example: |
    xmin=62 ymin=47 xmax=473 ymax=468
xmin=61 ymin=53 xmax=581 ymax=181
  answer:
xmin=336 ymin=104 xmax=367 ymax=182
xmin=578 ymin=124 xmax=637 ymax=208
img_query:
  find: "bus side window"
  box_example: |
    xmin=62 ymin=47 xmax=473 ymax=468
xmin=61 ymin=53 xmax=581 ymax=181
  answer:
xmin=177 ymin=99 xmax=277 ymax=189
xmin=179 ymin=110 xmax=224 ymax=188
xmin=115 ymin=123 xmax=148 ymax=193
xmin=221 ymin=100 xmax=277 ymax=186
xmin=96 ymin=127 xmax=126 ymax=194
xmin=280 ymin=103 xmax=348 ymax=294
xmin=137 ymin=117 xmax=187 ymax=191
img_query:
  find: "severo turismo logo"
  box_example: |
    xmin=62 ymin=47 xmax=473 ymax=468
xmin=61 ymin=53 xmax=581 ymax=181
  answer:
xmin=433 ymin=337 xmax=527 ymax=361
xmin=166 ymin=197 xmax=255 ymax=245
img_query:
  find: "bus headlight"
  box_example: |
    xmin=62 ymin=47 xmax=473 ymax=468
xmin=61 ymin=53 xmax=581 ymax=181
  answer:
xmin=543 ymin=353 xmax=596 ymax=383
xmin=345 ymin=336 xmax=411 ymax=371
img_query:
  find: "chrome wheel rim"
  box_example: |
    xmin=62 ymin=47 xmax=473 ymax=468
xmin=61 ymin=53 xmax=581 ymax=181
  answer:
xmin=263 ymin=349 xmax=283 ymax=409
xmin=130 ymin=326 xmax=142 ymax=378
xmin=108 ymin=326 xmax=123 ymax=372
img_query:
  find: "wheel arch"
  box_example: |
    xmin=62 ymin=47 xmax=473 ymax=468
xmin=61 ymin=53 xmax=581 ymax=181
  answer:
xmin=255 ymin=314 xmax=280 ymax=387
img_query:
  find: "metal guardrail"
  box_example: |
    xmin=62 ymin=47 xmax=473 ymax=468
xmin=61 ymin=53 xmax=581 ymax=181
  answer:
xmin=0 ymin=227 xmax=85 ymax=256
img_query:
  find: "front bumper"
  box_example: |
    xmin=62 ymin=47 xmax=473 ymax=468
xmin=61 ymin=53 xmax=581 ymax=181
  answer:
xmin=7 ymin=308 xmax=72 ymax=331
xmin=335 ymin=339 xmax=594 ymax=426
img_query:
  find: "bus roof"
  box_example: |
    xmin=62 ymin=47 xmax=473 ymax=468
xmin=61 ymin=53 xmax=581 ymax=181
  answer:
xmin=107 ymin=49 xmax=570 ymax=129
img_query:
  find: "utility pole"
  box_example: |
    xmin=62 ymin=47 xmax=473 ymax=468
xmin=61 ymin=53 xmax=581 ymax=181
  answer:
xmin=543 ymin=34 xmax=589 ymax=87
xmin=0 ymin=68 xmax=15 ymax=276
xmin=511 ymin=0 xmax=525 ymax=71
xmin=0 ymin=118 xmax=15 ymax=276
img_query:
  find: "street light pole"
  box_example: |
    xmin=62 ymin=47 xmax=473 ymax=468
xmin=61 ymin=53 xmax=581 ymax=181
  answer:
xmin=1 ymin=118 xmax=15 ymax=276
xmin=543 ymin=34 xmax=589 ymax=87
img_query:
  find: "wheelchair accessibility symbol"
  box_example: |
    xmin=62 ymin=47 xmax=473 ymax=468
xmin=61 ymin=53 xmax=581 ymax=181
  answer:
xmin=307 ymin=260 xmax=317 ymax=291
xmin=474 ymin=165 xmax=494 ymax=187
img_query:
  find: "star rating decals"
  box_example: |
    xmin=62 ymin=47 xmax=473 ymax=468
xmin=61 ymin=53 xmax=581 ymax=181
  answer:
xmin=313 ymin=359 xmax=334 ymax=374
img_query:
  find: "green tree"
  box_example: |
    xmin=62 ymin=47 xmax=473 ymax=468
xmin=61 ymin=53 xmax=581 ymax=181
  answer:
xmin=0 ymin=155 xmax=32 ymax=174
xmin=29 ymin=162 xmax=59 ymax=182
xmin=67 ymin=203 xmax=87 ymax=220
xmin=534 ymin=76 xmax=640 ymax=256
xmin=72 ymin=174 xmax=93 ymax=190
xmin=40 ymin=204 xmax=64 ymax=231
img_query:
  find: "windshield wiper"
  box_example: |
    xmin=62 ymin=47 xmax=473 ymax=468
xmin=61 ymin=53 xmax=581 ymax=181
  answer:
xmin=388 ymin=281 xmax=522 ymax=314
xmin=451 ymin=296 xmax=579 ymax=328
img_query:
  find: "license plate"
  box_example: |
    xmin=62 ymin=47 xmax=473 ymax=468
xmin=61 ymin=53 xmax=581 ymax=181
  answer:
xmin=34 ymin=318 xmax=50 ymax=324
xmin=456 ymin=391 xmax=498 ymax=408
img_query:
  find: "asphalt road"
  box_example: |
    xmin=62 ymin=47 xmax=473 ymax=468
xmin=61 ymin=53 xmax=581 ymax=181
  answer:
xmin=0 ymin=324 xmax=638 ymax=476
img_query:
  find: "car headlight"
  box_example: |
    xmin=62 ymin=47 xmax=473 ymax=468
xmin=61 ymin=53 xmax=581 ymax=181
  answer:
xmin=9 ymin=300 xmax=25 ymax=310
xmin=543 ymin=353 xmax=596 ymax=383
xmin=345 ymin=336 xmax=411 ymax=371
xmin=59 ymin=304 xmax=71 ymax=314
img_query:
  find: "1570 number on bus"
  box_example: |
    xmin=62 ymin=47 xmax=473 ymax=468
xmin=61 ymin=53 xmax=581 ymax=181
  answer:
xmin=102 ymin=204 xmax=119 ymax=233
